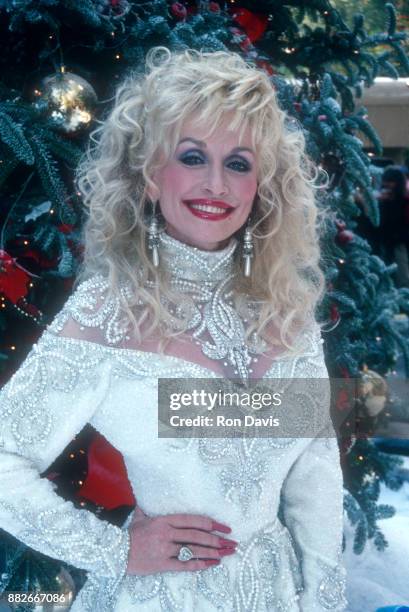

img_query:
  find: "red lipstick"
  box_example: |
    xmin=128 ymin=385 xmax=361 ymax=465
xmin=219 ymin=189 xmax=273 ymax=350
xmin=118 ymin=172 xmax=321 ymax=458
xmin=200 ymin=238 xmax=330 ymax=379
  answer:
xmin=183 ymin=199 xmax=234 ymax=221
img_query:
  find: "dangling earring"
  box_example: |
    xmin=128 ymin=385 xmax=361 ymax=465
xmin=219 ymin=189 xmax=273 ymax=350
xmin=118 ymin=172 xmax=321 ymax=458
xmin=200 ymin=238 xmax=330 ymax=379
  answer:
xmin=242 ymin=219 xmax=254 ymax=278
xmin=148 ymin=201 xmax=161 ymax=267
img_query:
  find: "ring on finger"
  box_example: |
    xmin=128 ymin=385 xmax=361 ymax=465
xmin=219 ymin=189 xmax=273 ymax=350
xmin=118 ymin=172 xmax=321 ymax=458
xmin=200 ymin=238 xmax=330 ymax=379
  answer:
xmin=177 ymin=545 xmax=195 ymax=562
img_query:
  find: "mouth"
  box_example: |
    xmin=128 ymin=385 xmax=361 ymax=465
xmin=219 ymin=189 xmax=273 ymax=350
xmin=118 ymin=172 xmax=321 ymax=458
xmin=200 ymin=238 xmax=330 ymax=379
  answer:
xmin=183 ymin=200 xmax=235 ymax=221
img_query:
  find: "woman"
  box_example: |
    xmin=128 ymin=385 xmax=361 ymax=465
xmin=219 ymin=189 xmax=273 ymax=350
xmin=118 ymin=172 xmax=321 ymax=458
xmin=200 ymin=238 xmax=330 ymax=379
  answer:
xmin=377 ymin=165 xmax=409 ymax=288
xmin=0 ymin=47 xmax=347 ymax=611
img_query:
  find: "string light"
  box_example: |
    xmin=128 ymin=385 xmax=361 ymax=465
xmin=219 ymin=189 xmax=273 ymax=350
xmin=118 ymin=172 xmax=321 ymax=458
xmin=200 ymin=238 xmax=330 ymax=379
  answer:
xmin=115 ymin=54 xmax=121 ymax=60
xmin=10 ymin=346 xmax=16 ymax=351
xmin=23 ymin=240 xmax=29 ymax=245
xmin=358 ymin=455 xmax=364 ymax=460
xmin=69 ymin=453 xmax=75 ymax=459
xmin=50 ymin=209 xmax=54 ymax=214
xmin=338 ymin=258 xmax=345 ymax=264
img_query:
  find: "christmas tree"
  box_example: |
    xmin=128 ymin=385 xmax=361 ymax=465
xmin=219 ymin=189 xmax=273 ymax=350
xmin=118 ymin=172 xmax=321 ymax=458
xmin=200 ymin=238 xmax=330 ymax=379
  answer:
xmin=1 ymin=0 xmax=409 ymax=604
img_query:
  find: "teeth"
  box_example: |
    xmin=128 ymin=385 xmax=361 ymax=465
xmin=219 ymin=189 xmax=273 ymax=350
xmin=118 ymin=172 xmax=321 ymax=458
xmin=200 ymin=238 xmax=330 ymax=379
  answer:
xmin=188 ymin=203 xmax=230 ymax=214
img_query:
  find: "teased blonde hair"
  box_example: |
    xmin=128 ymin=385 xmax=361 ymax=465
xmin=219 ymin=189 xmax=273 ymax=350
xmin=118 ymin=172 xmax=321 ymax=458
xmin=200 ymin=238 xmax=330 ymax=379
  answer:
xmin=75 ymin=46 xmax=329 ymax=353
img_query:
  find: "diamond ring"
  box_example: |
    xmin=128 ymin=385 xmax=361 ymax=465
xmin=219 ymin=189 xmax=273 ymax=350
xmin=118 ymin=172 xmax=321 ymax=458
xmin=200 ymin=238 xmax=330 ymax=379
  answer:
xmin=177 ymin=545 xmax=194 ymax=562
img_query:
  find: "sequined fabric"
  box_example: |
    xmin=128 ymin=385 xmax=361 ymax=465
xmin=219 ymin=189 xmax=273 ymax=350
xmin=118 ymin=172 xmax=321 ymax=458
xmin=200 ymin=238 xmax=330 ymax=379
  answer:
xmin=0 ymin=234 xmax=347 ymax=611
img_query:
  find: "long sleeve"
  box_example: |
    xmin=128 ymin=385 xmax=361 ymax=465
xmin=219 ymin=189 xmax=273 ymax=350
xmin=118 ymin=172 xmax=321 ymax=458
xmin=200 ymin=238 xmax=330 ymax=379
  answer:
xmin=280 ymin=329 xmax=348 ymax=611
xmin=0 ymin=328 xmax=130 ymax=587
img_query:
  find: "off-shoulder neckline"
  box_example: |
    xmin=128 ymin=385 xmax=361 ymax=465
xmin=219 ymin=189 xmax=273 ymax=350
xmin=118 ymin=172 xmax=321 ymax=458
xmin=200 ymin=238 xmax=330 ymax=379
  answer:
xmin=43 ymin=330 xmax=320 ymax=380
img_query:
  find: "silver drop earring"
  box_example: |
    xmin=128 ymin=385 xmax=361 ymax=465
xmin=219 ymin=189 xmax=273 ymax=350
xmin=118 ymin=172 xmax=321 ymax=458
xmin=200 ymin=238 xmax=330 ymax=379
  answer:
xmin=242 ymin=220 xmax=254 ymax=278
xmin=148 ymin=201 xmax=161 ymax=267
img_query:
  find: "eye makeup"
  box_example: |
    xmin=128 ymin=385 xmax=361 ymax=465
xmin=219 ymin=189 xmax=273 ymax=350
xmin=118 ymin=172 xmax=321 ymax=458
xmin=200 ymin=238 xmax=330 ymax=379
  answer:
xmin=178 ymin=150 xmax=252 ymax=173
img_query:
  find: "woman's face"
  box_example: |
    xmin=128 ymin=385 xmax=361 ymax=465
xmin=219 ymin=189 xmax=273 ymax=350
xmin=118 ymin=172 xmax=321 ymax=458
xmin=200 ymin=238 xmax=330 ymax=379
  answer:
xmin=150 ymin=115 xmax=258 ymax=251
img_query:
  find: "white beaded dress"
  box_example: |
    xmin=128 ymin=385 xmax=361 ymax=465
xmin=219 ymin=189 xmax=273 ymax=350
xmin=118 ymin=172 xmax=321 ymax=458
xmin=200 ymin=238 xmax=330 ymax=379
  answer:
xmin=0 ymin=233 xmax=348 ymax=612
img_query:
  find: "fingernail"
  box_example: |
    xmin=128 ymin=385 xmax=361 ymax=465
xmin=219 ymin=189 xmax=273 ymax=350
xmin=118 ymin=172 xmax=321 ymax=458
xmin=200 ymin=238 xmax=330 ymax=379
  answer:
xmin=212 ymin=521 xmax=231 ymax=533
xmin=219 ymin=538 xmax=238 ymax=547
xmin=219 ymin=548 xmax=236 ymax=556
xmin=205 ymin=559 xmax=220 ymax=566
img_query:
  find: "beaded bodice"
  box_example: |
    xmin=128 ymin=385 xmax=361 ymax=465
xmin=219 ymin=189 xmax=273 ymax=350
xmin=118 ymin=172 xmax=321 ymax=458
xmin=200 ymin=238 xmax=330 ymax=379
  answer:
xmin=156 ymin=233 xmax=269 ymax=383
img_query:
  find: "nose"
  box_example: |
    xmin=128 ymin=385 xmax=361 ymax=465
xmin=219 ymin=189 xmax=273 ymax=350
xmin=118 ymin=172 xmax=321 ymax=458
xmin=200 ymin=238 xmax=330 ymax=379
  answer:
xmin=203 ymin=164 xmax=229 ymax=196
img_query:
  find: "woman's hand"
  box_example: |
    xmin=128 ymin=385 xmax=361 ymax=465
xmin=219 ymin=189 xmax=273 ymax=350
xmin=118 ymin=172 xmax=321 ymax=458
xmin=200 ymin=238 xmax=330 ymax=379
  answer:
xmin=126 ymin=512 xmax=237 ymax=575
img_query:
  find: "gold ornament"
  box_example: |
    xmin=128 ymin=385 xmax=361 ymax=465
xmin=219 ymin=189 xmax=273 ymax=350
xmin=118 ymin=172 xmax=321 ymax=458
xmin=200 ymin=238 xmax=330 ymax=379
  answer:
xmin=34 ymin=68 xmax=98 ymax=135
xmin=358 ymin=367 xmax=388 ymax=418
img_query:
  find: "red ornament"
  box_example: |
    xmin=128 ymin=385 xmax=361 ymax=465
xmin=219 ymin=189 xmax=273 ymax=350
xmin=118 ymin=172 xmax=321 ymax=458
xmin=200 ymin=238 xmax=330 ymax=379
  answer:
xmin=0 ymin=250 xmax=30 ymax=304
xmin=171 ymin=2 xmax=187 ymax=20
xmin=330 ymin=303 xmax=340 ymax=323
xmin=209 ymin=1 xmax=220 ymax=12
xmin=17 ymin=299 xmax=41 ymax=318
xmin=229 ymin=7 xmax=268 ymax=43
xmin=256 ymin=59 xmax=274 ymax=76
xmin=318 ymin=114 xmax=327 ymax=121
xmin=57 ymin=224 xmax=74 ymax=234
xmin=78 ymin=432 xmax=135 ymax=510
xmin=293 ymin=102 xmax=301 ymax=112
xmin=336 ymin=388 xmax=350 ymax=412
xmin=337 ymin=229 xmax=354 ymax=245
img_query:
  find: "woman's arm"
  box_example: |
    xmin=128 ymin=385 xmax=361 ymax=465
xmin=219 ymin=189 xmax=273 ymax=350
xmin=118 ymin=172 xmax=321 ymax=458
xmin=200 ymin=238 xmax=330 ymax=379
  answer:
xmin=280 ymin=327 xmax=348 ymax=611
xmin=0 ymin=327 xmax=130 ymax=585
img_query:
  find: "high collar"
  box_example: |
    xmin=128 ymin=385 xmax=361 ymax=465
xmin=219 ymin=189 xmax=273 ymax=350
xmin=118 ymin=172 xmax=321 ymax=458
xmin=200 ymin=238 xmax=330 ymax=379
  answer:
xmin=159 ymin=232 xmax=238 ymax=283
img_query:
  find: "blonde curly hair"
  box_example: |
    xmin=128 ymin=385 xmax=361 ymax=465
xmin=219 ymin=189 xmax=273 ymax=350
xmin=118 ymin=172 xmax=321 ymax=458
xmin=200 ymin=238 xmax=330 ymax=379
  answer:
xmin=75 ymin=46 xmax=329 ymax=353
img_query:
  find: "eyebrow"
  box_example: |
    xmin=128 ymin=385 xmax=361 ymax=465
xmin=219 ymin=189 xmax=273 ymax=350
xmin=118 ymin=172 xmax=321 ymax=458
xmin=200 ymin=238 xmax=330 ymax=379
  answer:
xmin=178 ymin=137 xmax=254 ymax=156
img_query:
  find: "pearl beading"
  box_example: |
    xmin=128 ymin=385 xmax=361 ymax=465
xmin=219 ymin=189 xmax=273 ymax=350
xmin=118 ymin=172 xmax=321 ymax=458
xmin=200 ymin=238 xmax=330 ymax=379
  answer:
xmin=158 ymin=233 xmax=268 ymax=384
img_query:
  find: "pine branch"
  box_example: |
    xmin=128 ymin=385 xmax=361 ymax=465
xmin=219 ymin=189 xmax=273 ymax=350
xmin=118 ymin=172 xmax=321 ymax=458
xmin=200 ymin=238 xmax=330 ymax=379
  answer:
xmin=0 ymin=111 xmax=34 ymax=165
xmin=0 ymin=154 xmax=19 ymax=189
xmin=29 ymin=133 xmax=69 ymax=210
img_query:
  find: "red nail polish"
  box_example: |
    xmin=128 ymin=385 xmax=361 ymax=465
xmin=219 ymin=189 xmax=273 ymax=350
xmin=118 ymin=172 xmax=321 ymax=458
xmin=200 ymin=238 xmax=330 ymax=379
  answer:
xmin=205 ymin=559 xmax=220 ymax=566
xmin=212 ymin=521 xmax=231 ymax=533
xmin=220 ymin=538 xmax=238 ymax=547
xmin=219 ymin=548 xmax=236 ymax=556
